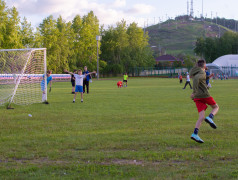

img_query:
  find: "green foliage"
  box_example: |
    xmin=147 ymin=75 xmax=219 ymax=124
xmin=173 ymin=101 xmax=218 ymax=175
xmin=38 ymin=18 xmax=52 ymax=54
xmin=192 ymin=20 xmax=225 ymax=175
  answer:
xmin=0 ymin=3 xmax=153 ymax=74
xmin=147 ymin=20 xmax=229 ymax=56
xmin=195 ymin=31 xmax=238 ymax=62
xmin=0 ymin=0 xmax=7 ymax=48
xmin=101 ymin=21 xmax=154 ymax=74
xmin=20 ymin=17 xmax=34 ymax=48
xmin=183 ymin=55 xmax=197 ymax=67
xmin=2 ymin=6 xmax=22 ymax=49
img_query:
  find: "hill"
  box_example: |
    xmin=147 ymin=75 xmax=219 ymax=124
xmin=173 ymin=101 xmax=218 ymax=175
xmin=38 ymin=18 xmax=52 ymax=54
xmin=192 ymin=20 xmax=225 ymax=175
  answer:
xmin=146 ymin=19 xmax=230 ymax=55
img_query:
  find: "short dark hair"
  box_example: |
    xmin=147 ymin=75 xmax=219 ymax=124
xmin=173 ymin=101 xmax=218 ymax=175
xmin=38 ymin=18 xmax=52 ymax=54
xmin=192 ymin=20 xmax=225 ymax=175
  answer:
xmin=73 ymin=69 xmax=77 ymax=72
xmin=78 ymin=69 xmax=82 ymax=72
xmin=197 ymin=59 xmax=206 ymax=68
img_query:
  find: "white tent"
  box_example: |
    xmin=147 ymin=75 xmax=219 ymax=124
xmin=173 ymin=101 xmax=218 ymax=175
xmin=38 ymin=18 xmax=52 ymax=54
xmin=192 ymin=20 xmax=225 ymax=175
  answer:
xmin=206 ymin=55 xmax=238 ymax=77
xmin=212 ymin=54 xmax=238 ymax=67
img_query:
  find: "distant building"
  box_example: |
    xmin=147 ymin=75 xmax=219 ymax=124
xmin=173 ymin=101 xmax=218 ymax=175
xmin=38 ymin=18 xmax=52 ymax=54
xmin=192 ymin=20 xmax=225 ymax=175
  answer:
xmin=206 ymin=54 xmax=238 ymax=77
xmin=155 ymin=55 xmax=183 ymax=65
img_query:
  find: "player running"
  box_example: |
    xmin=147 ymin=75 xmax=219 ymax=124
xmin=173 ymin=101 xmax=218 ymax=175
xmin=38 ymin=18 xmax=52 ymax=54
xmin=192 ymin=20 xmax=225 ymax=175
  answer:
xmin=183 ymin=72 xmax=192 ymax=89
xmin=189 ymin=60 xmax=219 ymax=143
xmin=205 ymin=67 xmax=214 ymax=89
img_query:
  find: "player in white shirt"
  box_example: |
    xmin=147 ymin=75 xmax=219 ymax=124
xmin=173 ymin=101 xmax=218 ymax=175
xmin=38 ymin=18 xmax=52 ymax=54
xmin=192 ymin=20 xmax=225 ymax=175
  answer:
xmin=65 ymin=69 xmax=96 ymax=103
xmin=183 ymin=72 xmax=192 ymax=89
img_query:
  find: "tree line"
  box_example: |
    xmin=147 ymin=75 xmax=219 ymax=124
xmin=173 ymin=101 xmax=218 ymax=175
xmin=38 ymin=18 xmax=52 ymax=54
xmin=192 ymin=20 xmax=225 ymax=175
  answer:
xmin=0 ymin=0 xmax=154 ymax=74
xmin=194 ymin=31 xmax=238 ymax=63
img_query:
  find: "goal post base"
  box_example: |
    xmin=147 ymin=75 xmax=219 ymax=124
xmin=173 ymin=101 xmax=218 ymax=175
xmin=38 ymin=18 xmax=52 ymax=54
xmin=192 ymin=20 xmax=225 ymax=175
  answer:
xmin=7 ymin=106 xmax=14 ymax=110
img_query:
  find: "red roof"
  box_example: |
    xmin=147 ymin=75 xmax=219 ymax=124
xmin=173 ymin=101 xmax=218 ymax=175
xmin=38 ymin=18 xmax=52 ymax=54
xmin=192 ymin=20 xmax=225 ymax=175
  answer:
xmin=155 ymin=55 xmax=178 ymax=62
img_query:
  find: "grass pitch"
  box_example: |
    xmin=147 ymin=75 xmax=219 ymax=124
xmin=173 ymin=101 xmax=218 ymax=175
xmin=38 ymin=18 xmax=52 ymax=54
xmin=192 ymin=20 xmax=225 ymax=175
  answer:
xmin=0 ymin=78 xmax=238 ymax=179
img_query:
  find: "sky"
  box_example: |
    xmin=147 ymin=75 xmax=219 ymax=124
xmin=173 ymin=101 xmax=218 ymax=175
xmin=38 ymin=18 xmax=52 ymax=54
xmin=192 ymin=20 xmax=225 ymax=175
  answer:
xmin=5 ymin=0 xmax=238 ymax=28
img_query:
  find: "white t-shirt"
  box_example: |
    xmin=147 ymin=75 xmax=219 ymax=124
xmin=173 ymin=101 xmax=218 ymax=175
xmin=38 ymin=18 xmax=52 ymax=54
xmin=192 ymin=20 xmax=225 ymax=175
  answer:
xmin=186 ymin=75 xmax=190 ymax=82
xmin=74 ymin=74 xmax=85 ymax=86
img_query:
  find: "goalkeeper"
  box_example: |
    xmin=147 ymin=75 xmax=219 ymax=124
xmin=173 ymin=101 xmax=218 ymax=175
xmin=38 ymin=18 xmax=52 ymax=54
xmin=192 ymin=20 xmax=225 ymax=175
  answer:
xmin=41 ymin=70 xmax=52 ymax=102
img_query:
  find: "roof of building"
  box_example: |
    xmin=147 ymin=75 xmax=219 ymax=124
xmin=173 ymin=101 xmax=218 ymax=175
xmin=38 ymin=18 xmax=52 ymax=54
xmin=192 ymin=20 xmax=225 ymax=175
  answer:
xmin=212 ymin=54 xmax=238 ymax=67
xmin=155 ymin=55 xmax=180 ymax=62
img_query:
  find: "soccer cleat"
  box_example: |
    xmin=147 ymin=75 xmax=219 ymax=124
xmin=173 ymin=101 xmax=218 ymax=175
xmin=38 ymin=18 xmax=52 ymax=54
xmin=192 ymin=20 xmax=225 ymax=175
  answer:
xmin=73 ymin=100 xmax=75 ymax=103
xmin=81 ymin=100 xmax=83 ymax=103
xmin=191 ymin=133 xmax=204 ymax=143
xmin=205 ymin=116 xmax=217 ymax=129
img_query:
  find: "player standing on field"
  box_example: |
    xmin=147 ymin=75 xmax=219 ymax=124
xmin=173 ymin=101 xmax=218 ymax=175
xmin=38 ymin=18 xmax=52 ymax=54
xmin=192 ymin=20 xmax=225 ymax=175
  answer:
xmin=189 ymin=60 xmax=219 ymax=143
xmin=179 ymin=74 xmax=183 ymax=84
xmin=41 ymin=70 xmax=52 ymax=103
xmin=65 ymin=69 xmax=96 ymax=103
xmin=71 ymin=70 xmax=77 ymax=94
xmin=83 ymin=66 xmax=91 ymax=94
xmin=123 ymin=73 xmax=128 ymax=87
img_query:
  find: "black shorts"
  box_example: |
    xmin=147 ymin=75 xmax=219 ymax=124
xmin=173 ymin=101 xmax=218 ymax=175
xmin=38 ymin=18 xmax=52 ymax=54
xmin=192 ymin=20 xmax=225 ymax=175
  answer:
xmin=123 ymin=80 xmax=127 ymax=82
xmin=71 ymin=81 xmax=75 ymax=87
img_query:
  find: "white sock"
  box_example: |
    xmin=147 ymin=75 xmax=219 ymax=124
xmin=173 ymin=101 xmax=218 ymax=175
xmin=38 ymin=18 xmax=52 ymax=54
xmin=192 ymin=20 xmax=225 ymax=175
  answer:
xmin=73 ymin=99 xmax=75 ymax=101
xmin=42 ymin=94 xmax=46 ymax=102
xmin=81 ymin=99 xmax=83 ymax=101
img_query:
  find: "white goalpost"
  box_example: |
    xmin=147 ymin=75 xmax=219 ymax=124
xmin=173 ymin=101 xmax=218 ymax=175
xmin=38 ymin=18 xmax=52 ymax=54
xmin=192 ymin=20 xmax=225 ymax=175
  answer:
xmin=0 ymin=48 xmax=47 ymax=108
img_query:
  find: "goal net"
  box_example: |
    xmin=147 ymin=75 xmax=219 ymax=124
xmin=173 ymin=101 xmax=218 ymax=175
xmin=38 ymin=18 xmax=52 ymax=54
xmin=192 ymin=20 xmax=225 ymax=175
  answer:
xmin=0 ymin=48 xmax=47 ymax=107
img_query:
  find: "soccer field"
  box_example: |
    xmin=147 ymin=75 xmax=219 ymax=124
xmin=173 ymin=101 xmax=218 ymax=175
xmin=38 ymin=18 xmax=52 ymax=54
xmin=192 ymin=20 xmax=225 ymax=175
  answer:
xmin=0 ymin=78 xmax=238 ymax=179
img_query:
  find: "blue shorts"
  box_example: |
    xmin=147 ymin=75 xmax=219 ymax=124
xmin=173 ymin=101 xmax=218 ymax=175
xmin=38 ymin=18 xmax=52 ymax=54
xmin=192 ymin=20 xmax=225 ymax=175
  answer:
xmin=75 ymin=85 xmax=83 ymax=93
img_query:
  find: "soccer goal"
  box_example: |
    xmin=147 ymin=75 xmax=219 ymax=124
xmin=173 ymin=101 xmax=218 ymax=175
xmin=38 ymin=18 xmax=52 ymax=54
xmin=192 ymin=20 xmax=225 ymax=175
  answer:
xmin=0 ymin=48 xmax=47 ymax=108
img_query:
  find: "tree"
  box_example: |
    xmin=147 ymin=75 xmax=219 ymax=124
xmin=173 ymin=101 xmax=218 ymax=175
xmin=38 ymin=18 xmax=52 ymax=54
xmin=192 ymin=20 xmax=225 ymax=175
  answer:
xmin=20 ymin=17 xmax=34 ymax=48
xmin=194 ymin=31 xmax=238 ymax=62
xmin=38 ymin=15 xmax=61 ymax=73
xmin=71 ymin=15 xmax=83 ymax=70
xmin=3 ymin=6 xmax=22 ymax=49
xmin=100 ymin=20 xmax=154 ymax=74
xmin=0 ymin=0 xmax=7 ymax=48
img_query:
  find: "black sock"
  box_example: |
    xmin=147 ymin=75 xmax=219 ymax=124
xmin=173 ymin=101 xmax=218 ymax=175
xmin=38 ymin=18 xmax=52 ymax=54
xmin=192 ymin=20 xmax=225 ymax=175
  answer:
xmin=209 ymin=113 xmax=214 ymax=119
xmin=194 ymin=128 xmax=199 ymax=135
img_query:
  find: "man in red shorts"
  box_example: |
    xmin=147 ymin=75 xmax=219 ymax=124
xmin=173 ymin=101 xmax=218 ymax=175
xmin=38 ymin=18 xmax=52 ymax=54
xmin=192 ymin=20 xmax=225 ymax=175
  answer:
xmin=189 ymin=59 xmax=219 ymax=143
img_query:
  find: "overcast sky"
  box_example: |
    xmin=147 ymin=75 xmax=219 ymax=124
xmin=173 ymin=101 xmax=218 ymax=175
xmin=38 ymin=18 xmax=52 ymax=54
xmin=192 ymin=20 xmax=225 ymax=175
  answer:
xmin=5 ymin=0 xmax=238 ymax=28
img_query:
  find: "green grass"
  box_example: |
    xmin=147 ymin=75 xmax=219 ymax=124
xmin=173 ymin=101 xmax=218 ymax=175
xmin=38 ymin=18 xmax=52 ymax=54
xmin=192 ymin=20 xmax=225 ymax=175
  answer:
xmin=1 ymin=78 xmax=238 ymax=179
xmin=147 ymin=20 xmax=229 ymax=55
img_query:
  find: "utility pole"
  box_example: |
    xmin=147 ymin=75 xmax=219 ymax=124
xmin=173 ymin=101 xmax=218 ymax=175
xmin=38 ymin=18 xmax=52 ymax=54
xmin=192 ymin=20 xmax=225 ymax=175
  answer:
xmin=202 ymin=0 xmax=203 ymax=18
xmin=187 ymin=0 xmax=189 ymax=16
xmin=190 ymin=0 xmax=194 ymax=17
xmin=216 ymin=12 xmax=218 ymax=24
xmin=144 ymin=21 xmax=146 ymax=34
xmin=211 ymin=11 xmax=213 ymax=24
xmin=96 ymin=35 xmax=102 ymax=80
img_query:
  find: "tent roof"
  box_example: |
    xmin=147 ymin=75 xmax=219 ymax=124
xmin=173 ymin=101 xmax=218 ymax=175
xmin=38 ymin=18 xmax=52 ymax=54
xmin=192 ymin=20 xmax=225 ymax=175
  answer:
xmin=212 ymin=55 xmax=238 ymax=67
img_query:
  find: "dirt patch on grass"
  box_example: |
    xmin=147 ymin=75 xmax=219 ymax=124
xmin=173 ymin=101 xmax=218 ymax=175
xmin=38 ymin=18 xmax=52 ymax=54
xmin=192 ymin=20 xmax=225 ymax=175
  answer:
xmin=0 ymin=157 xmax=70 ymax=165
xmin=101 ymin=159 xmax=145 ymax=166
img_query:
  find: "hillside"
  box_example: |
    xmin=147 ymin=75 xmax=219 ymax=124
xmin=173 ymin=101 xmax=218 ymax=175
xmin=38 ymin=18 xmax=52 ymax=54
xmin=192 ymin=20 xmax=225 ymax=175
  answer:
xmin=146 ymin=20 xmax=229 ymax=55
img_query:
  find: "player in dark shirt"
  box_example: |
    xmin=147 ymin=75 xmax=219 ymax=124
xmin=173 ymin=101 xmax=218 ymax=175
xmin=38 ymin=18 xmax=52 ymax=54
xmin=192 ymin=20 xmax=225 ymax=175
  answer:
xmin=71 ymin=70 xmax=77 ymax=94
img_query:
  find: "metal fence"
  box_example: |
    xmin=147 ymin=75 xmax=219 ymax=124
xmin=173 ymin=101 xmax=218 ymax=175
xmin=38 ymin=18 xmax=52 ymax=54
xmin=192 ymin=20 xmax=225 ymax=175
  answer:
xmin=129 ymin=66 xmax=238 ymax=78
xmin=220 ymin=66 xmax=238 ymax=77
xmin=128 ymin=67 xmax=193 ymax=77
